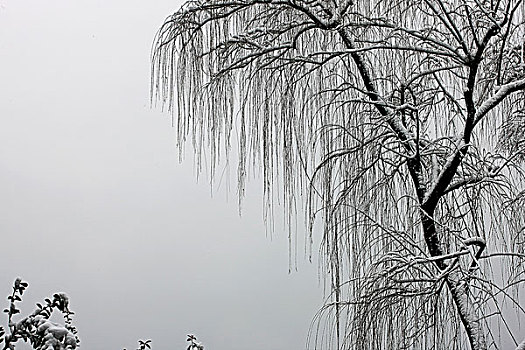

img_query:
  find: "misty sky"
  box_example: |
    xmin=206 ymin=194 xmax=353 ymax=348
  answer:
xmin=0 ymin=2 xmax=323 ymax=349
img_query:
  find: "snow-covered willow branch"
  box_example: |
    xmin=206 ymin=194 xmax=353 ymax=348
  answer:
xmin=152 ymin=0 xmax=525 ymax=349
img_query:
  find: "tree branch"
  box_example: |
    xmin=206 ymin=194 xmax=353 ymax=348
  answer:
xmin=443 ymin=173 xmax=497 ymax=195
xmin=475 ymin=77 xmax=525 ymax=124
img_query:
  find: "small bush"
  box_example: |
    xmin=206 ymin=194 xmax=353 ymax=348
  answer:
xmin=1 ymin=279 xmax=207 ymax=350
xmin=0 ymin=278 xmax=80 ymax=350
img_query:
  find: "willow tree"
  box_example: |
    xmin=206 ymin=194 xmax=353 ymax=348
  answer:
xmin=151 ymin=0 xmax=525 ymax=349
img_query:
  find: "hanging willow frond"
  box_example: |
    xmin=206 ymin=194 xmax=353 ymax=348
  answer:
xmin=152 ymin=0 xmax=525 ymax=349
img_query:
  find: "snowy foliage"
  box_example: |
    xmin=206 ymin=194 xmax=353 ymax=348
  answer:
xmin=187 ymin=334 xmax=204 ymax=350
xmin=125 ymin=339 xmax=152 ymax=350
xmin=0 ymin=278 xmax=79 ymax=350
xmin=122 ymin=334 xmax=205 ymax=350
xmin=0 ymin=279 xmax=207 ymax=350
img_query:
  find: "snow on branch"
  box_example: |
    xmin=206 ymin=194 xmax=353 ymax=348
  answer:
xmin=475 ymin=77 xmax=525 ymax=124
xmin=152 ymin=0 xmax=525 ymax=348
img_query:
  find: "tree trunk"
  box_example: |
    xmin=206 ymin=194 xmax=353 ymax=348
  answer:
xmin=339 ymin=26 xmax=488 ymax=350
xmin=422 ymin=214 xmax=487 ymax=350
xmin=446 ymin=271 xmax=487 ymax=350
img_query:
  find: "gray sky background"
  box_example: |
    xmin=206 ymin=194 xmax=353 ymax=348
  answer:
xmin=0 ymin=1 xmax=323 ymax=349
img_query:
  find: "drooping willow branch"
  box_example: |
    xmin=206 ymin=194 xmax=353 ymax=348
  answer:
xmin=152 ymin=0 xmax=525 ymax=348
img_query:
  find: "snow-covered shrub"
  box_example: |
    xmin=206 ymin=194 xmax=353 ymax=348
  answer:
xmin=187 ymin=334 xmax=204 ymax=350
xmin=123 ymin=335 xmax=204 ymax=350
xmin=132 ymin=339 xmax=151 ymax=350
xmin=122 ymin=339 xmax=151 ymax=350
xmin=0 ymin=278 xmax=79 ymax=350
xmin=0 ymin=279 xmax=206 ymax=350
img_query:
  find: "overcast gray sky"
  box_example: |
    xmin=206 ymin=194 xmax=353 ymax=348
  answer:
xmin=0 ymin=1 xmax=323 ymax=349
